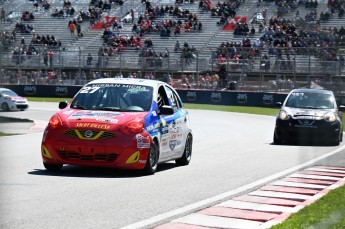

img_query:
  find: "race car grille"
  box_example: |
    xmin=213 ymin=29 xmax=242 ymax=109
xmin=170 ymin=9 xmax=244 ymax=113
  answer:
xmin=64 ymin=129 xmax=115 ymax=140
xmin=58 ymin=151 xmax=118 ymax=162
xmin=16 ymin=104 xmax=28 ymax=109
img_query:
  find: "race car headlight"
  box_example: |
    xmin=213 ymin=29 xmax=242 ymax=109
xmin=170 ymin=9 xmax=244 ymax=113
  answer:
xmin=324 ymin=112 xmax=337 ymax=122
xmin=120 ymin=118 xmax=145 ymax=134
xmin=48 ymin=114 xmax=63 ymax=129
xmin=278 ymin=110 xmax=290 ymax=120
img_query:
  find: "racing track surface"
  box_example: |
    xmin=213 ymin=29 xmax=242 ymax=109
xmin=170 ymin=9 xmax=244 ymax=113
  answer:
xmin=0 ymin=102 xmax=345 ymax=229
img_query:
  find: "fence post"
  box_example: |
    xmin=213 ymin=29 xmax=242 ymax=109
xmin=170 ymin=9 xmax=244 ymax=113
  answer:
xmin=78 ymin=47 xmax=81 ymax=79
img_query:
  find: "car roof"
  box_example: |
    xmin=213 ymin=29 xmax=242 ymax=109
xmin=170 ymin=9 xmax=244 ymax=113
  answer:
xmin=86 ymin=78 xmax=166 ymax=88
xmin=290 ymin=88 xmax=333 ymax=95
xmin=0 ymin=88 xmax=12 ymax=92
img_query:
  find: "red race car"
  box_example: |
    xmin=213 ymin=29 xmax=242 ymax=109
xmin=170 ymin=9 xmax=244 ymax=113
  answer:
xmin=41 ymin=78 xmax=193 ymax=175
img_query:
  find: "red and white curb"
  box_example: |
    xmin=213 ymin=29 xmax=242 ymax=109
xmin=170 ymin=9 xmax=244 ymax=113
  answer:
xmin=154 ymin=166 xmax=345 ymax=229
xmin=30 ymin=120 xmax=48 ymax=131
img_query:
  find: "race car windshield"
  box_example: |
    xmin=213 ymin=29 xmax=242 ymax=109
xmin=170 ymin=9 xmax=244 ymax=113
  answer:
xmin=70 ymin=83 xmax=153 ymax=112
xmin=285 ymin=92 xmax=334 ymax=109
xmin=2 ymin=90 xmax=18 ymax=97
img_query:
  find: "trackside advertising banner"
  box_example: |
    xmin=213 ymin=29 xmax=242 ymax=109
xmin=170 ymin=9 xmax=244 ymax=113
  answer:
xmin=1 ymin=85 xmax=344 ymax=108
xmin=177 ymin=90 xmax=289 ymax=107
xmin=1 ymin=85 xmax=81 ymax=98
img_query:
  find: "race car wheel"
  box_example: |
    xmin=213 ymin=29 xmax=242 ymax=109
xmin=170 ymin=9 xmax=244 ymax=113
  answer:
xmin=43 ymin=162 xmax=63 ymax=172
xmin=273 ymin=133 xmax=282 ymax=145
xmin=330 ymin=134 xmax=340 ymax=146
xmin=143 ymin=142 xmax=159 ymax=175
xmin=176 ymin=134 xmax=192 ymax=166
xmin=1 ymin=102 xmax=9 ymax=111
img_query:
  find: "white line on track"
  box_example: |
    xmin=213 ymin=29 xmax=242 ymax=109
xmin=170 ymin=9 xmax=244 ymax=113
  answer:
xmin=119 ymin=144 xmax=345 ymax=229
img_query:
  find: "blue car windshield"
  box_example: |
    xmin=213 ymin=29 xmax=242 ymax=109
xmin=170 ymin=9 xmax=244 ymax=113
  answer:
xmin=285 ymin=92 xmax=334 ymax=109
xmin=70 ymin=83 xmax=153 ymax=112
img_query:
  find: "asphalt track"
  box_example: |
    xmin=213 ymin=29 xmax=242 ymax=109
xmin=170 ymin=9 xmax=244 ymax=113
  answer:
xmin=0 ymin=102 xmax=344 ymax=229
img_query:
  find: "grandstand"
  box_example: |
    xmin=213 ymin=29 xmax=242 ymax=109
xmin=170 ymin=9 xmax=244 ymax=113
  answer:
xmin=0 ymin=0 xmax=344 ymax=94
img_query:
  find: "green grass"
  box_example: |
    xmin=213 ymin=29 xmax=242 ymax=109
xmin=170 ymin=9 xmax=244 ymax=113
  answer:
xmin=0 ymin=132 xmax=12 ymax=136
xmin=22 ymin=97 xmax=345 ymax=227
xmin=184 ymin=103 xmax=279 ymax=116
xmin=271 ymin=185 xmax=345 ymax=229
xmin=27 ymin=97 xmax=72 ymax=102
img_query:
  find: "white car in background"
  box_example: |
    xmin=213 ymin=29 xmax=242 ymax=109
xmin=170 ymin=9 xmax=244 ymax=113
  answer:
xmin=0 ymin=88 xmax=29 ymax=111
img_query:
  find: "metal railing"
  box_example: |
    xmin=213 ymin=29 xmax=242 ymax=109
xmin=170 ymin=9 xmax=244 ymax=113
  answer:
xmin=0 ymin=46 xmax=344 ymax=94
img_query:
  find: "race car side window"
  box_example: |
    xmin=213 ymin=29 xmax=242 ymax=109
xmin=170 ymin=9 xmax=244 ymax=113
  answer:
xmin=157 ymin=86 xmax=169 ymax=109
xmin=164 ymin=86 xmax=181 ymax=109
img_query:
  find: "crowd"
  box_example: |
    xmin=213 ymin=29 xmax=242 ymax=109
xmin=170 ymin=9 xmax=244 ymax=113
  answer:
xmin=0 ymin=0 xmax=344 ymax=88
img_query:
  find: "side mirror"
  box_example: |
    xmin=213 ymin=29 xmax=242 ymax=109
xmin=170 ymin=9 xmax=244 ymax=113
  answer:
xmin=338 ymin=105 xmax=345 ymax=112
xmin=159 ymin=105 xmax=174 ymax=115
xmin=59 ymin=101 xmax=68 ymax=109
xmin=275 ymin=102 xmax=282 ymax=108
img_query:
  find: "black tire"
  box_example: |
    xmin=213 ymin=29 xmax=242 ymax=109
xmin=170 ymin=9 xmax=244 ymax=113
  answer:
xmin=340 ymin=128 xmax=343 ymax=142
xmin=43 ymin=162 xmax=63 ymax=172
xmin=176 ymin=134 xmax=192 ymax=166
xmin=1 ymin=102 xmax=9 ymax=111
xmin=273 ymin=132 xmax=282 ymax=145
xmin=143 ymin=142 xmax=159 ymax=175
xmin=330 ymin=134 xmax=340 ymax=146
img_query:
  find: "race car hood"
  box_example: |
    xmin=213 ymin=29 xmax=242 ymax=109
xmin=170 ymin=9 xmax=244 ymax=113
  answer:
xmin=58 ymin=109 xmax=148 ymax=130
xmin=284 ymin=107 xmax=332 ymax=118
xmin=4 ymin=95 xmax=27 ymax=102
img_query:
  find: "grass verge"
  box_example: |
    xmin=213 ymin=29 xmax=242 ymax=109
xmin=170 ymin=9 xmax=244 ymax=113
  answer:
xmin=270 ymin=185 xmax=345 ymax=229
xmin=24 ymin=97 xmax=345 ymax=227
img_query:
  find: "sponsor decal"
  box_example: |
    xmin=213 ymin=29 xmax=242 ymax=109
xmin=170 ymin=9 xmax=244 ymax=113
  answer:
xmin=263 ymin=94 xmax=274 ymax=105
xmin=75 ymin=123 xmax=111 ymax=130
xmin=68 ymin=111 xmax=122 ymax=120
xmin=146 ymin=123 xmax=160 ymax=131
xmin=139 ymin=160 xmax=147 ymax=164
xmin=169 ymin=140 xmax=177 ymax=150
xmin=96 ymin=118 xmax=118 ymax=123
xmin=136 ymin=134 xmax=150 ymax=148
xmin=160 ymin=117 xmax=166 ymax=126
xmin=55 ymin=86 xmax=68 ymax=96
xmin=211 ymin=92 xmax=222 ymax=103
xmin=161 ymin=126 xmax=169 ymax=135
xmin=186 ymin=91 xmax=197 ymax=102
xmin=24 ymin=86 xmax=37 ymax=95
xmin=63 ymin=110 xmax=74 ymax=115
xmin=161 ymin=139 xmax=168 ymax=146
xmin=237 ymin=93 xmax=248 ymax=104
xmin=295 ymin=116 xmax=320 ymax=120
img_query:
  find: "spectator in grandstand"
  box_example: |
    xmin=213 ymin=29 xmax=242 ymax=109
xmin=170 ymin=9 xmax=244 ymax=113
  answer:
xmin=144 ymin=38 xmax=153 ymax=48
xmin=42 ymin=0 xmax=51 ymax=10
xmin=43 ymin=50 xmax=48 ymax=66
xmin=174 ymin=24 xmax=181 ymax=35
xmin=63 ymin=0 xmax=72 ymax=9
xmin=66 ymin=6 xmax=76 ymax=16
xmin=76 ymin=23 xmax=81 ymax=37
xmin=33 ymin=1 xmax=39 ymax=11
xmin=174 ymin=40 xmax=180 ymax=52
xmin=87 ymin=53 xmax=93 ymax=65
xmin=51 ymin=8 xmax=64 ymax=17
xmin=69 ymin=22 xmax=75 ymax=36
xmin=0 ymin=8 xmax=5 ymax=23
xmin=22 ymin=11 xmax=35 ymax=21
xmin=49 ymin=50 xmax=54 ymax=67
